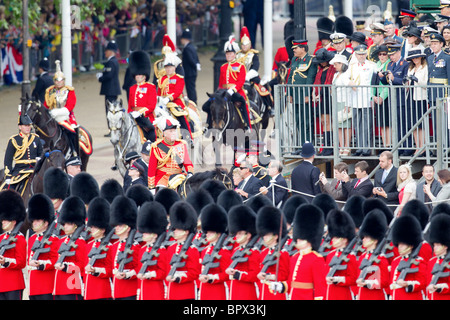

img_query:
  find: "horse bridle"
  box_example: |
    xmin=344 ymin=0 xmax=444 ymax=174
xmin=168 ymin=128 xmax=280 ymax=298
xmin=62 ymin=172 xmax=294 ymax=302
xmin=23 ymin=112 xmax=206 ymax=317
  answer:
xmin=211 ymin=96 xmax=231 ymax=138
xmin=26 ymin=101 xmax=64 ymax=145
xmin=108 ymin=108 xmax=137 ymax=161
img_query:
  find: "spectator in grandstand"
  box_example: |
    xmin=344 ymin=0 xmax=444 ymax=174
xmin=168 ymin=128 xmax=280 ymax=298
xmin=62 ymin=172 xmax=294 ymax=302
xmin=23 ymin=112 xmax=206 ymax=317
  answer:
xmin=432 ymin=169 xmax=450 ymax=208
xmin=319 ymin=161 xmax=348 ymax=202
xmin=341 ymin=160 xmax=373 ymax=199
xmin=395 ymin=164 xmax=416 ymax=216
xmin=417 ymin=164 xmax=442 ymax=212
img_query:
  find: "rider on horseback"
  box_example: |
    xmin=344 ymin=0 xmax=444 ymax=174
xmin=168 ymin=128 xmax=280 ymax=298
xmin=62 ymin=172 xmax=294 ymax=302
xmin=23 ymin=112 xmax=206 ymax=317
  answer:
xmin=44 ymin=60 xmax=80 ymax=157
xmin=1 ymin=114 xmax=43 ymax=195
xmin=127 ymin=50 xmax=157 ymax=142
xmin=202 ymin=35 xmax=252 ymax=132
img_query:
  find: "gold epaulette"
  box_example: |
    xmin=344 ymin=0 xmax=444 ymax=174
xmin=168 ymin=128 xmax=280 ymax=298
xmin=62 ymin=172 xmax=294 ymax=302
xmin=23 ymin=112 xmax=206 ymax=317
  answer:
xmin=151 ymin=138 xmax=165 ymax=149
xmin=312 ymin=251 xmax=323 ymax=258
xmin=249 ymin=48 xmax=259 ymax=54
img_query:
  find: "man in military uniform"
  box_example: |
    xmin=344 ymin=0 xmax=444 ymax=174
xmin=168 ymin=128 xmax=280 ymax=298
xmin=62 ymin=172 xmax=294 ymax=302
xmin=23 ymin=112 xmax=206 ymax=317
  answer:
xmin=44 ymin=60 xmax=79 ymax=157
xmin=148 ymin=116 xmax=194 ymax=193
xmin=287 ymin=39 xmax=317 ymax=151
xmin=398 ymin=9 xmax=417 ymax=36
xmin=330 ymin=32 xmax=352 ymax=61
xmin=367 ymin=23 xmax=386 ymax=63
xmin=427 ymin=33 xmax=450 ymax=106
xmin=97 ymin=41 xmax=122 ymax=137
xmin=152 ymin=35 xmax=185 ymax=86
xmin=32 ymin=58 xmax=54 ymax=104
xmin=1 ymin=114 xmax=43 ymax=195
xmin=247 ymin=149 xmax=270 ymax=187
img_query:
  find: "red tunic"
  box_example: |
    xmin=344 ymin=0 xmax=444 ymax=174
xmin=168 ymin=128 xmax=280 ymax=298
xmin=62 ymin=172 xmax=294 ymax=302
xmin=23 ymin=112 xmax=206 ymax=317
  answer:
xmin=258 ymin=247 xmax=290 ymax=300
xmin=355 ymin=251 xmax=390 ymax=300
xmin=288 ymin=249 xmax=327 ymax=300
xmin=44 ymin=85 xmax=78 ymax=131
xmin=147 ymin=138 xmax=194 ymax=189
xmin=198 ymin=243 xmax=231 ymax=300
xmin=325 ymin=249 xmax=358 ymax=300
xmin=27 ymin=232 xmax=59 ymax=296
xmin=128 ymin=82 xmax=157 ymax=123
xmin=53 ymin=237 xmax=87 ymax=296
xmin=0 ymin=232 xmax=26 ymax=293
xmin=110 ymin=239 xmax=140 ymax=299
xmin=390 ymin=254 xmax=427 ymax=300
xmin=272 ymin=46 xmax=289 ymax=72
xmin=228 ymin=245 xmax=261 ymax=300
xmin=137 ymin=244 xmax=169 ymax=300
xmin=426 ymin=255 xmax=450 ymax=300
xmin=84 ymin=239 xmax=114 ymax=300
xmin=166 ymin=241 xmax=201 ymax=300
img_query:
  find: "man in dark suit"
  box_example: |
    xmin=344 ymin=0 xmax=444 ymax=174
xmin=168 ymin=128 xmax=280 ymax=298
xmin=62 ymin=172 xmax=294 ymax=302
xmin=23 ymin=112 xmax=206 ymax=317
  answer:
xmin=259 ymin=160 xmax=288 ymax=208
xmin=373 ymin=151 xmax=399 ymax=211
xmin=291 ymin=142 xmax=321 ymax=202
xmin=416 ymin=163 xmax=442 ymax=212
xmin=235 ymin=160 xmax=264 ymax=200
xmin=32 ymin=58 xmax=54 ymax=104
xmin=97 ymin=41 xmax=122 ymax=136
xmin=342 ymin=160 xmax=373 ymax=199
xmin=180 ymin=29 xmax=200 ymax=104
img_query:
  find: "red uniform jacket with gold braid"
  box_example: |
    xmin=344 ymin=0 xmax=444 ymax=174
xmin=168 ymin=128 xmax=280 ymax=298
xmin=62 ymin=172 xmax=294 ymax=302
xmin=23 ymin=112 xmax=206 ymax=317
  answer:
xmin=53 ymin=237 xmax=87 ymax=296
xmin=258 ymin=247 xmax=290 ymax=300
xmin=166 ymin=241 xmax=201 ymax=300
xmin=84 ymin=238 xmax=114 ymax=300
xmin=44 ymin=85 xmax=78 ymax=131
xmin=426 ymin=255 xmax=450 ymax=300
xmin=128 ymin=82 xmax=157 ymax=123
xmin=325 ymin=248 xmax=358 ymax=300
xmin=147 ymin=138 xmax=194 ymax=189
xmin=27 ymin=232 xmax=59 ymax=296
xmin=355 ymin=250 xmax=390 ymax=300
xmin=288 ymin=248 xmax=327 ymax=300
xmin=390 ymin=254 xmax=427 ymax=300
xmin=0 ymin=232 xmax=26 ymax=293
xmin=157 ymin=73 xmax=186 ymax=110
xmin=198 ymin=243 xmax=231 ymax=300
xmin=111 ymin=239 xmax=140 ymax=299
xmin=137 ymin=244 xmax=169 ymax=300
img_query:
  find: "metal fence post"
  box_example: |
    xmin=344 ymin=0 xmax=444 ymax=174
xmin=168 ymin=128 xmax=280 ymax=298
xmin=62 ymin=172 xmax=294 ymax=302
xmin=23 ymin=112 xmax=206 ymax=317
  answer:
xmin=331 ymin=84 xmax=339 ymax=164
xmin=436 ymin=98 xmax=444 ymax=172
xmin=389 ymin=82 xmax=399 ymax=167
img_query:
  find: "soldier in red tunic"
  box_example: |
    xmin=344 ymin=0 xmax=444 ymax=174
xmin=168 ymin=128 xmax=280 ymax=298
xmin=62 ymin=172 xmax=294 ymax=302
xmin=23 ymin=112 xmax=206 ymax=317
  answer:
xmin=288 ymin=203 xmax=327 ymax=300
xmin=109 ymin=196 xmax=140 ymax=300
xmin=0 ymin=190 xmax=27 ymax=300
xmin=355 ymin=209 xmax=390 ymax=300
xmin=137 ymin=201 xmax=169 ymax=300
xmin=198 ymin=203 xmax=231 ymax=300
xmin=256 ymin=206 xmax=290 ymax=300
xmin=165 ymin=201 xmax=201 ymax=300
xmin=390 ymin=215 xmax=427 ymax=300
xmin=84 ymin=197 xmax=114 ymax=300
xmin=148 ymin=116 xmax=194 ymax=193
xmin=325 ymin=209 xmax=358 ymax=300
xmin=53 ymin=196 xmax=87 ymax=300
xmin=127 ymin=50 xmax=157 ymax=142
xmin=27 ymin=194 xmax=59 ymax=300
xmin=226 ymin=205 xmax=261 ymax=300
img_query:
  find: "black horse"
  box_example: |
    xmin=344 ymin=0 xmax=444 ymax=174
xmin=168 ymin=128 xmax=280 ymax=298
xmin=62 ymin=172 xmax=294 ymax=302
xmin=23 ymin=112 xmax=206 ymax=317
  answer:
xmin=244 ymin=81 xmax=273 ymax=140
xmin=24 ymin=99 xmax=92 ymax=171
xmin=175 ymin=168 xmax=233 ymax=198
xmin=204 ymin=89 xmax=260 ymax=167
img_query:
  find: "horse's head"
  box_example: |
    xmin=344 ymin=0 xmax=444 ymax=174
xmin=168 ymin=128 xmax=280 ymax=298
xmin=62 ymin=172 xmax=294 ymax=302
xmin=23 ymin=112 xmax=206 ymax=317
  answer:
xmin=43 ymin=149 xmax=66 ymax=170
xmin=207 ymin=89 xmax=230 ymax=131
xmin=106 ymin=99 xmax=125 ymax=144
xmin=23 ymin=99 xmax=49 ymax=125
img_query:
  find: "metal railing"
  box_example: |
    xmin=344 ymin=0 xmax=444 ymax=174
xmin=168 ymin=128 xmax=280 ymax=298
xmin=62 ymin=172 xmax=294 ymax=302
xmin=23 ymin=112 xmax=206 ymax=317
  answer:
xmin=274 ymin=83 xmax=450 ymax=171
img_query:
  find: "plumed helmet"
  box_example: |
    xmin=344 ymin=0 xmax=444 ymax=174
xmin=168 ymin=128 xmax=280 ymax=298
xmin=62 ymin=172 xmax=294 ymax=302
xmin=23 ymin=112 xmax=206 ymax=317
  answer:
xmin=256 ymin=206 xmax=287 ymax=238
xmin=292 ymin=203 xmax=325 ymax=251
xmin=163 ymin=52 xmax=182 ymax=68
xmin=58 ymin=196 xmax=86 ymax=227
xmin=129 ymin=50 xmax=151 ymax=81
xmin=240 ymin=26 xmax=251 ymax=46
xmin=100 ymin=179 xmax=124 ymax=204
xmin=358 ymin=209 xmax=387 ymax=242
xmin=87 ymin=197 xmax=111 ymax=231
xmin=137 ymin=201 xmax=168 ymax=235
xmin=0 ymin=190 xmax=26 ymax=223
xmin=154 ymin=187 xmax=181 ymax=214
xmin=53 ymin=60 xmax=65 ymax=82
xmin=282 ymin=195 xmax=308 ymax=225
xmin=228 ymin=205 xmax=257 ymax=236
xmin=70 ymin=172 xmax=100 ymax=206
xmin=27 ymin=193 xmax=55 ymax=223
xmin=44 ymin=167 xmax=69 ymax=200
xmin=392 ymin=215 xmax=423 ymax=248
xmin=200 ymin=203 xmax=228 ymax=234
xmin=153 ymin=115 xmax=180 ymax=132
xmin=224 ymin=35 xmax=240 ymax=53
xmin=326 ymin=209 xmax=356 ymax=240
xmin=110 ymin=195 xmax=138 ymax=229
xmin=162 ymin=34 xmax=176 ymax=55
xmin=169 ymin=200 xmax=197 ymax=234
xmin=126 ymin=184 xmax=154 ymax=208
xmin=217 ymin=189 xmax=243 ymax=212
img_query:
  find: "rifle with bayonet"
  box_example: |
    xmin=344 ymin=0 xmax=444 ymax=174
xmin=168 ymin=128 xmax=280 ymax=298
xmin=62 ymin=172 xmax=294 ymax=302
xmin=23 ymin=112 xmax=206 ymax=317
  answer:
xmin=318 ymin=234 xmax=332 ymax=257
xmin=116 ymin=228 xmax=137 ymax=273
xmin=228 ymin=235 xmax=260 ymax=270
xmin=193 ymin=231 xmax=208 ymax=252
xmin=30 ymin=220 xmax=58 ymax=261
xmin=0 ymin=221 xmax=24 ymax=256
xmin=395 ymin=242 xmax=423 ymax=282
xmin=168 ymin=232 xmax=195 ymax=278
xmin=201 ymin=232 xmax=228 ymax=276
xmin=138 ymin=232 xmax=167 ymax=275
xmin=260 ymin=233 xmax=290 ymax=274
xmin=56 ymin=223 xmax=86 ymax=265
xmin=326 ymin=236 xmax=358 ymax=278
xmin=430 ymin=250 xmax=450 ymax=286
xmin=87 ymin=228 xmax=116 ymax=266
xmin=357 ymin=236 xmax=387 ymax=282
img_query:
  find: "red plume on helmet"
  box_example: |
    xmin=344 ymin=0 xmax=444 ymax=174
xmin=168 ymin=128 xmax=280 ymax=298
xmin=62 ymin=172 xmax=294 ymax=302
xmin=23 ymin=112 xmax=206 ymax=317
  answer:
xmin=240 ymin=26 xmax=251 ymax=46
xmin=162 ymin=34 xmax=176 ymax=53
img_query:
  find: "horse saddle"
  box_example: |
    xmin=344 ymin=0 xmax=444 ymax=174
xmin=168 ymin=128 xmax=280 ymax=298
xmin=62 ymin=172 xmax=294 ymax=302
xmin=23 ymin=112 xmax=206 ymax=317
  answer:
xmin=78 ymin=126 xmax=93 ymax=155
xmin=254 ymin=83 xmax=271 ymax=97
xmin=133 ymin=120 xmax=147 ymax=144
xmin=167 ymin=173 xmax=186 ymax=190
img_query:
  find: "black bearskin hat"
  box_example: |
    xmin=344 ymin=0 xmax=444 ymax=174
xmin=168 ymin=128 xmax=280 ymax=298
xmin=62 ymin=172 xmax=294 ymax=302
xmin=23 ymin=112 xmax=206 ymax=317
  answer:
xmin=58 ymin=196 xmax=86 ymax=227
xmin=327 ymin=209 xmax=356 ymax=240
xmin=358 ymin=209 xmax=387 ymax=242
xmin=70 ymin=172 xmax=99 ymax=205
xmin=137 ymin=201 xmax=168 ymax=235
xmin=392 ymin=215 xmax=423 ymax=248
xmin=43 ymin=167 xmax=69 ymax=200
xmin=282 ymin=195 xmax=308 ymax=225
xmin=0 ymin=190 xmax=26 ymax=223
xmin=27 ymin=193 xmax=55 ymax=223
xmin=154 ymin=188 xmax=180 ymax=214
xmin=126 ymin=184 xmax=154 ymax=208
xmin=129 ymin=50 xmax=151 ymax=80
xmin=431 ymin=202 xmax=450 ymax=220
xmin=200 ymin=203 xmax=228 ymax=234
xmin=292 ymin=203 xmax=324 ymax=251
xmin=87 ymin=197 xmax=111 ymax=231
xmin=200 ymin=179 xmax=227 ymax=202
xmin=217 ymin=189 xmax=243 ymax=212
xmin=256 ymin=206 xmax=287 ymax=238
xmin=312 ymin=193 xmax=338 ymax=220
xmin=110 ymin=195 xmax=138 ymax=229
xmin=317 ymin=16 xmax=334 ymax=40
xmin=169 ymin=200 xmax=197 ymax=234
xmin=428 ymin=213 xmax=450 ymax=248
xmin=343 ymin=195 xmax=365 ymax=229
xmin=245 ymin=195 xmax=273 ymax=214
xmin=335 ymin=15 xmax=354 ymax=37
xmin=401 ymin=199 xmax=430 ymax=230
xmin=186 ymin=189 xmax=214 ymax=218
xmin=100 ymin=179 xmax=124 ymax=204
xmin=362 ymin=198 xmax=394 ymax=225
xmin=228 ymin=205 xmax=257 ymax=236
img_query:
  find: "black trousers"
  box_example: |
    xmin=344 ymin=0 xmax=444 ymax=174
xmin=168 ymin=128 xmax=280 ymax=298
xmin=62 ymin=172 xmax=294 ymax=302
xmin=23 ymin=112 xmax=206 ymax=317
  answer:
xmin=135 ymin=116 xmax=156 ymax=142
xmin=185 ymin=76 xmax=197 ymax=104
xmin=53 ymin=294 xmax=83 ymax=300
xmin=29 ymin=293 xmax=54 ymax=300
xmin=0 ymin=290 xmax=23 ymax=300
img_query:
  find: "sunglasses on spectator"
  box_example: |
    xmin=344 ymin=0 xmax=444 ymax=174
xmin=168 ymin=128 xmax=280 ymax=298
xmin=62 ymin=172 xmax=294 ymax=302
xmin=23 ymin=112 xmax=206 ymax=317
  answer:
xmin=378 ymin=52 xmax=388 ymax=56
xmin=239 ymin=166 xmax=248 ymax=169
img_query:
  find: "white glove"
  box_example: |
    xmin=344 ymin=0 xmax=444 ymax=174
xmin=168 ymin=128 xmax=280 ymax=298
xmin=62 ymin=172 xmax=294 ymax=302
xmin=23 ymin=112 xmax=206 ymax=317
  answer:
xmin=4 ymin=179 xmax=10 ymax=185
xmin=144 ymin=271 xmax=157 ymax=279
xmin=49 ymin=107 xmax=70 ymax=122
xmin=245 ymin=69 xmax=259 ymax=81
xmin=130 ymin=111 xmax=141 ymax=118
xmin=161 ymin=97 xmax=170 ymax=105
xmin=196 ymin=63 xmax=201 ymax=71
xmin=227 ymin=88 xmax=234 ymax=96
xmin=150 ymin=189 xmax=156 ymax=195
xmin=268 ymin=281 xmax=284 ymax=293
xmin=96 ymin=72 xmax=103 ymax=80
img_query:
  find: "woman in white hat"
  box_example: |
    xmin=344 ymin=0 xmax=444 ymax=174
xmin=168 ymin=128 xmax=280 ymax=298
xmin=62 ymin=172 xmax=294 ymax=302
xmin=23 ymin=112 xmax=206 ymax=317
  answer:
xmin=330 ymin=54 xmax=351 ymax=156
